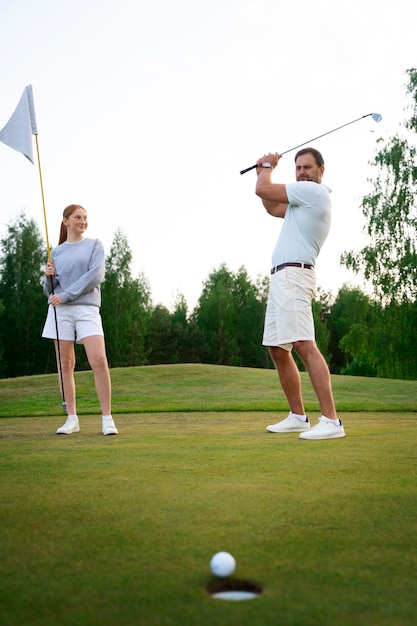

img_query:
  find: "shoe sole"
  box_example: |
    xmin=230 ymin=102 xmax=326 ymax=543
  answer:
xmin=266 ymin=426 xmax=310 ymax=433
xmin=56 ymin=428 xmax=80 ymax=435
xmin=299 ymin=431 xmax=345 ymax=440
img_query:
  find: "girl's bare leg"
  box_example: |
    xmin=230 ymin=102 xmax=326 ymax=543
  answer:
xmin=54 ymin=339 xmax=76 ymax=415
xmin=82 ymin=335 xmax=111 ymax=415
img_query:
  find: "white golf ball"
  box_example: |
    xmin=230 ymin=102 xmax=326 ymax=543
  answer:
xmin=210 ymin=551 xmax=236 ymax=577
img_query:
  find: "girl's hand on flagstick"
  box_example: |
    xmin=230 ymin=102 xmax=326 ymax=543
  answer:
xmin=48 ymin=294 xmax=62 ymax=308
xmin=45 ymin=261 xmax=56 ymax=277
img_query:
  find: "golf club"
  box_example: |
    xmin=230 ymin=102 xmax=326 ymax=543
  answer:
xmin=239 ymin=112 xmax=382 ymax=175
xmin=51 ymin=286 xmax=67 ymax=414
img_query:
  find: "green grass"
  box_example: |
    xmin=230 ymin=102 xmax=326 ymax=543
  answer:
xmin=1 ymin=365 xmax=417 ymax=625
xmin=1 ymin=363 xmax=417 ymax=417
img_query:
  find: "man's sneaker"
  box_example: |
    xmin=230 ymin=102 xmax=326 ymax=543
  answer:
xmin=56 ymin=415 xmax=80 ymax=435
xmin=266 ymin=413 xmax=310 ymax=433
xmin=299 ymin=416 xmax=345 ymax=440
xmin=102 ymin=416 xmax=118 ymax=436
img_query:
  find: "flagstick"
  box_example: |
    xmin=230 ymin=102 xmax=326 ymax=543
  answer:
xmin=34 ymin=134 xmax=67 ymax=414
xmin=35 ymin=135 xmax=51 ymax=263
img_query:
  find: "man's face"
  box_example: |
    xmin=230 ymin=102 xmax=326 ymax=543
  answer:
xmin=295 ymin=153 xmax=324 ymax=183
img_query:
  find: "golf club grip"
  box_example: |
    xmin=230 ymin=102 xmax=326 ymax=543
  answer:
xmin=240 ymin=164 xmax=257 ymax=175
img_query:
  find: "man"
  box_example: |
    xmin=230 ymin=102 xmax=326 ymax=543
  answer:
xmin=255 ymin=148 xmax=345 ymax=440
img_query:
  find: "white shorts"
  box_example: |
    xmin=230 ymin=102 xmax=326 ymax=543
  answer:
xmin=42 ymin=304 xmax=104 ymax=344
xmin=262 ymin=267 xmax=316 ymax=351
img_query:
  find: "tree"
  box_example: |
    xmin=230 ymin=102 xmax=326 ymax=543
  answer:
xmin=146 ymin=304 xmax=175 ymax=364
xmin=193 ymin=264 xmax=239 ymax=365
xmin=192 ymin=264 xmax=267 ymax=367
xmin=0 ymin=299 xmax=5 ymax=376
xmin=378 ymin=301 xmax=417 ymax=379
xmin=0 ymin=212 xmax=51 ymax=377
xmin=327 ymin=285 xmax=376 ymax=375
xmin=341 ymin=68 xmax=417 ymax=303
xmin=339 ymin=69 xmax=417 ymax=380
xmin=169 ymin=293 xmax=202 ymax=363
xmin=145 ymin=294 xmax=203 ymax=365
xmin=311 ymin=288 xmax=332 ymax=363
xmin=101 ymin=229 xmax=152 ymax=367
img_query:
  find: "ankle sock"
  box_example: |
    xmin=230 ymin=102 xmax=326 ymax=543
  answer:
xmin=291 ymin=412 xmax=307 ymax=422
xmin=322 ymin=415 xmax=341 ymax=425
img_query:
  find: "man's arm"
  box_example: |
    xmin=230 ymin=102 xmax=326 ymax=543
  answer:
xmin=255 ymin=152 xmax=289 ymax=218
xmin=260 ymin=195 xmax=288 ymax=218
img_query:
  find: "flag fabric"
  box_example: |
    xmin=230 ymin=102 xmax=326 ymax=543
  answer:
xmin=0 ymin=85 xmax=38 ymax=164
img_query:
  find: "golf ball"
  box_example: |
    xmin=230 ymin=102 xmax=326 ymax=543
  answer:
xmin=210 ymin=551 xmax=236 ymax=577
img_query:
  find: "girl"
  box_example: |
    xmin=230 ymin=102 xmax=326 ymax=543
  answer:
xmin=42 ymin=204 xmax=118 ymax=435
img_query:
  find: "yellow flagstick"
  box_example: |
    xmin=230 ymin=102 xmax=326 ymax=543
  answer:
xmin=34 ymin=134 xmax=52 ymax=263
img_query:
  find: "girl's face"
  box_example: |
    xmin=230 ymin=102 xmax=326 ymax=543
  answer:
xmin=64 ymin=207 xmax=88 ymax=238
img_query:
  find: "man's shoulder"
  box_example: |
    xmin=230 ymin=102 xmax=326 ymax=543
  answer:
xmin=286 ymin=181 xmax=321 ymax=200
xmin=287 ymin=181 xmax=330 ymax=190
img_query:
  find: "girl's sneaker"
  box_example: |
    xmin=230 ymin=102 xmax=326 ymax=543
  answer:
xmin=56 ymin=415 xmax=80 ymax=435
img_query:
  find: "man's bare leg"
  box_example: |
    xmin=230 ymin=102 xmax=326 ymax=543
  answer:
xmin=268 ymin=346 xmax=305 ymax=415
xmin=293 ymin=340 xmax=337 ymax=419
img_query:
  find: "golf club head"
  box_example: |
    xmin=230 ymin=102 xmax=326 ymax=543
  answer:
xmin=62 ymin=401 xmax=67 ymax=414
xmin=371 ymin=113 xmax=382 ymax=123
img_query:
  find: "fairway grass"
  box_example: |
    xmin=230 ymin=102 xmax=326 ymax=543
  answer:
xmin=1 ymin=365 xmax=417 ymax=625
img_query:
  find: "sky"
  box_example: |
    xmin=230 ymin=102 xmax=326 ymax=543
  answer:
xmin=0 ymin=0 xmax=416 ymax=311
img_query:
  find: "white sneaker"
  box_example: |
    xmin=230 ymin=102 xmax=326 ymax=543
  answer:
xmin=266 ymin=413 xmax=310 ymax=433
xmin=56 ymin=415 xmax=80 ymax=435
xmin=299 ymin=416 xmax=345 ymax=440
xmin=102 ymin=416 xmax=118 ymax=436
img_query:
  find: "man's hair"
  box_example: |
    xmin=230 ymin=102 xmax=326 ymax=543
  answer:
xmin=294 ymin=147 xmax=324 ymax=168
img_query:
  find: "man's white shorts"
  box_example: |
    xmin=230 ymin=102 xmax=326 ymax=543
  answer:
xmin=42 ymin=304 xmax=104 ymax=344
xmin=262 ymin=267 xmax=316 ymax=351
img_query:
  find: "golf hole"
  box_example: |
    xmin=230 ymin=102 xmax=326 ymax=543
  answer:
xmin=207 ymin=579 xmax=263 ymax=601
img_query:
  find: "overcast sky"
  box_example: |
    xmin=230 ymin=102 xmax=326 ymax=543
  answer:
xmin=0 ymin=0 xmax=415 ymax=310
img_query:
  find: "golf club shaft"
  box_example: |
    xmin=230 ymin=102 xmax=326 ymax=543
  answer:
xmin=240 ymin=113 xmax=373 ymax=175
xmin=50 ymin=276 xmax=67 ymax=413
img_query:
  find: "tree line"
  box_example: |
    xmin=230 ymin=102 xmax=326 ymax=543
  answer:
xmin=1 ymin=213 xmax=417 ymax=380
xmin=1 ymin=68 xmax=416 ymax=381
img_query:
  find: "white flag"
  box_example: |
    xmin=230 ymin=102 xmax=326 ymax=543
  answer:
xmin=0 ymin=85 xmax=38 ymax=164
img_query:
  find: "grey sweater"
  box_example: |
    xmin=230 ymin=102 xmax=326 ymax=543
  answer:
xmin=43 ymin=238 xmax=105 ymax=307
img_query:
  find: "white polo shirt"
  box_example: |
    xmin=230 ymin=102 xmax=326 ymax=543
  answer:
xmin=271 ymin=181 xmax=332 ymax=267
